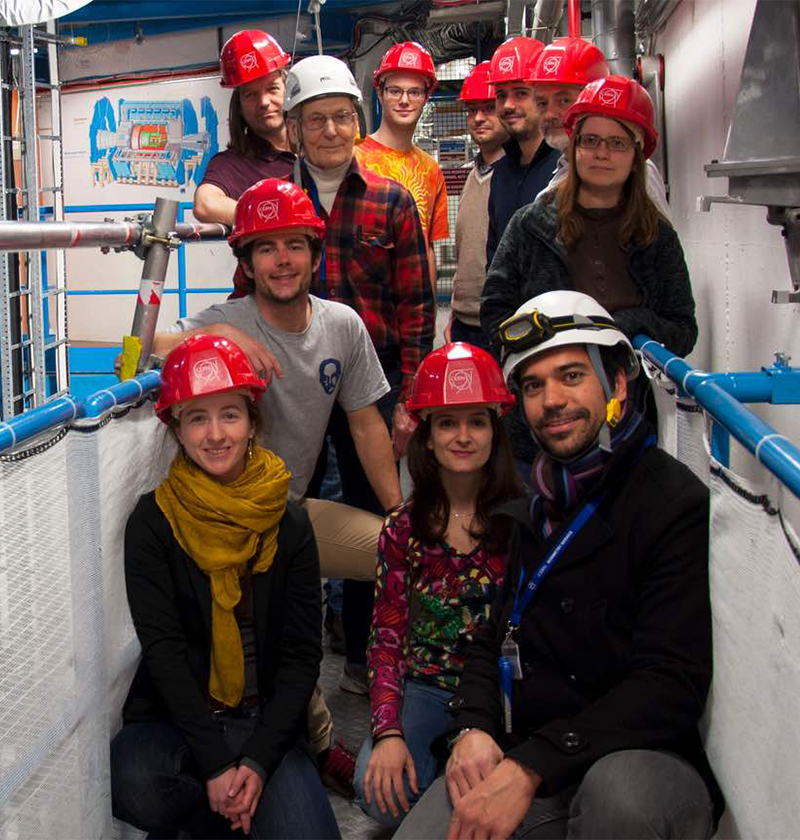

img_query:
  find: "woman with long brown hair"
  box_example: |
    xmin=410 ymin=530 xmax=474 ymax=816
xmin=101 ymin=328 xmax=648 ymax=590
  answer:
xmin=353 ymin=343 xmax=524 ymax=828
xmin=480 ymin=75 xmax=696 ymax=479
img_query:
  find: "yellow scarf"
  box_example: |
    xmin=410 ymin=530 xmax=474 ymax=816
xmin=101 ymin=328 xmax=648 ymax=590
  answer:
xmin=155 ymin=445 xmax=290 ymax=707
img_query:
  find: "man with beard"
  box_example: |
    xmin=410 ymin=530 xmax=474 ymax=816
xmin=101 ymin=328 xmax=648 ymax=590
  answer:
xmin=394 ymin=291 xmax=723 ymax=840
xmin=485 ymin=36 xmax=560 ymax=269
xmin=445 ymin=61 xmax=508 ymax=351
xmin=154 ymin=177 xmax=399 ymax=516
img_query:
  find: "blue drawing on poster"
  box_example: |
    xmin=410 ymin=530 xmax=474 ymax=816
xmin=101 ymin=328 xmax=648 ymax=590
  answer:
xmin=88 ymin=96 xmax=218 ymax=188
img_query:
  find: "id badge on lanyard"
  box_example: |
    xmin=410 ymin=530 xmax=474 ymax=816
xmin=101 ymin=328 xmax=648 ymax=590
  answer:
xmin=497 ymin=495 xmax=603 ymax=734
xmin=496 ymin=433 xmax=656 ymax=734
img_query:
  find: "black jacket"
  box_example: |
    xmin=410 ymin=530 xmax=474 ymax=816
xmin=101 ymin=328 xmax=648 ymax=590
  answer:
xmin=486 ymin=139 xmax=561 ymax=270
xmin=445 ymin=426 xmax=724 ymax=821
xmin=121 ymin=493 xmax=322 ymax=781
xmin=481 ymin=196 xmax=698 ymax=358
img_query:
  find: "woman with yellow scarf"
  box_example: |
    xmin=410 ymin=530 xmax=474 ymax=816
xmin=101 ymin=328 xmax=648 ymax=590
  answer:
xmin=110 ymin=334 xmax=340 ymax=839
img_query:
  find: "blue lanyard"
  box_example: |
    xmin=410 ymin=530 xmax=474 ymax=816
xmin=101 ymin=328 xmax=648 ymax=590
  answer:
xmin=508 ymin=433 xmax=657 ymax=631
xmin=508 ymin=496 xmax=601 ymax=630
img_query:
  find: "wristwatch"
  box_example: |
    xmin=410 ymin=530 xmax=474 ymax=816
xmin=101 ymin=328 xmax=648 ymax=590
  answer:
xmin=447 ymin=727 xmax=473 ymax=751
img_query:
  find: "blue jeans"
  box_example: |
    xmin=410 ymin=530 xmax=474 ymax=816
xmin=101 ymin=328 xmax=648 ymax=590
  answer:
xmin=354 ymin=680 xmax=454 ymax=828
xmin=111 ymin=714 xmax=341 ymax=839
xmin=394 ymin=749 xmax=715 ymax=839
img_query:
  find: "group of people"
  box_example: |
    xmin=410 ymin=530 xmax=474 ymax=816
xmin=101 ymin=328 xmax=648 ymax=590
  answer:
xmin=109 ymin=23 xmax=723 ymax=840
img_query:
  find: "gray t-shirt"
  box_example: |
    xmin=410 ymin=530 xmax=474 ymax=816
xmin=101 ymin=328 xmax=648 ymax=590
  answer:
xmin=172 ymin=295 xmax=389 ymax=497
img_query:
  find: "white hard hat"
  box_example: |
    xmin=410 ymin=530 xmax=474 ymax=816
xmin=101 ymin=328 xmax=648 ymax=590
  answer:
xmin=284 ymin=55 xmax=362 ymax=113
xmin=500 ymin=291 xmax=640 ymax=455
xmin=500 ymin=290 xmax=639 ymax=384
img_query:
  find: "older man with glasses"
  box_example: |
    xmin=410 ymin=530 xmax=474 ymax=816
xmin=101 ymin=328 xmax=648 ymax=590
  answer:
xmin=284 ymin=55 xmax=435 ymax=696
xmin=355 ymin=41 xmax=449 ymax=294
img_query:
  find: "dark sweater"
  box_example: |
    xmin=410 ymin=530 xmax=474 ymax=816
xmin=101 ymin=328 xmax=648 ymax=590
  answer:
xmin=485 ymin=139 xmax=561 ymax=270
xmin=481 ymin=195 xmax=698 ymax=357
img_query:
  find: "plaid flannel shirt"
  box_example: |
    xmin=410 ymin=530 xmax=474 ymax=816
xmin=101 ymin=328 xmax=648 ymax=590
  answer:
xmin=300 ymin=158 xmax=434 ymax=401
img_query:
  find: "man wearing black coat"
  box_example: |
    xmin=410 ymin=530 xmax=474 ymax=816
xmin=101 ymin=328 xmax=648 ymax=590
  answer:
xmin=395 ymin=291 xmax=722 ymax=840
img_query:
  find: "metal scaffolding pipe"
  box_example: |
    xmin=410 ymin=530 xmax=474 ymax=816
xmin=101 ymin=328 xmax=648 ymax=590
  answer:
xmin=0 ymin=218 xmax=228 ymax=252
xmin=129 ymin=197 xmax=178 ymax=371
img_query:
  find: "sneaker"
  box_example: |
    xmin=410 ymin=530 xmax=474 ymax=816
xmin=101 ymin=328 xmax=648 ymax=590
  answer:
xmin=319 ymin=740 xmax=356 ymax=799
xmin=340 ymin=661 xmax=369 ymax=695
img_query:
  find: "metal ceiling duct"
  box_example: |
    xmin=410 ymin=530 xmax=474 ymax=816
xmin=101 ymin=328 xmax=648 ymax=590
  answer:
xmin=705 ymin=0 xmax=800 ymax=206
xmin=634 ymin=0 xmax=680 ymax=38
xmin=703 ymin=0 xmax=800 ymax=303
xmin=505 ymin=0 xmax=529 ymax=37
xmin=591 ymin=0 xmax=635 ymax=77
xmin=530 ymin=0 xmax=564 ymax=41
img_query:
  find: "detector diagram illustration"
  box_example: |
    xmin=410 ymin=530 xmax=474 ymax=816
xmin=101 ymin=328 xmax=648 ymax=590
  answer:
xmin=89 ymin=96 xmax=218 ymax=188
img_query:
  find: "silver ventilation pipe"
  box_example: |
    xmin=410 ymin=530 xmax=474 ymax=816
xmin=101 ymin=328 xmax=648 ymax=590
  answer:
xmin=591 ymin=0 xmax=635 ymax=77
xmin=634 ymin=0 xmax=680 ymax=39
xmin=530 ymin=0 xmax=565 ymax=42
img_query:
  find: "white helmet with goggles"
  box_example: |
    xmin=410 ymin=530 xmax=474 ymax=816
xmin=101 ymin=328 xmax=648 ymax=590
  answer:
xmin=500 ymin=291 xmax=639 ymax=451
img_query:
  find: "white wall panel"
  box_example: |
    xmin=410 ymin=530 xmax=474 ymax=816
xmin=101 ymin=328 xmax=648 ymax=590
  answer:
xmin=658 ymin=0 xmax=800 ymax=495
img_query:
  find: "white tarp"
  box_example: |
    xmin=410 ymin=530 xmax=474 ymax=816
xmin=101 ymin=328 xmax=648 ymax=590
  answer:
xmin=704 ymin=463 xmax=800 ymax=840
xmin=0 ymin=401 xmax=172 ymax=839
xmin=0 ymin=0 xmax=91 ymax=25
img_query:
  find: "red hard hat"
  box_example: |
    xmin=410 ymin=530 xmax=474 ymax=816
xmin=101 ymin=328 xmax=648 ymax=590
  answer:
xmin=459 ymin=61 xmax=494 ymax=102
xmin=155 ymin=334 xmax=266 ymax=423
xmin=563 ymin=75 xmax=659 ymax=158
xmin=489 ymin=36 xmax=545 ymax=85
xmin=220 ymin=29 xmax=290 ymax=88
xmin=228 ymin=178 xmax=326 ymax=248
xmin=530 ymin=37 xmax=609 ymax=87
xmin=405 ymin=342 xmax=516 ymax=420
xmin=373 ymin=41 xmax=438 ymax=92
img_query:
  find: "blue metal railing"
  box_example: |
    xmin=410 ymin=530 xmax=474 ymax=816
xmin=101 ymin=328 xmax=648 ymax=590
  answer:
xmin=0 ymin=371 xmax=161 ymax=453
xmin=635 ymin=336 xmax=800 ymax=500
xmin=4 ymin=337 xmax=800 ymax=506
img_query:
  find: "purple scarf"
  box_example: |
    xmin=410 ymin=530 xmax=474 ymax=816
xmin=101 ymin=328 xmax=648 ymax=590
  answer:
xmin=531 ymin=407 xmax=644 ymax=538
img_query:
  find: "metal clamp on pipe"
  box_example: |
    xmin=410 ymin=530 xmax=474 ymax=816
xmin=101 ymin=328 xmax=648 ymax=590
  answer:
xmin=119 ymin=198 xmax=179 ymax=380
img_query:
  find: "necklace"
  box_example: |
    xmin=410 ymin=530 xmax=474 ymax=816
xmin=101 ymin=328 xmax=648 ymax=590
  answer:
xmin=450 ymin=508 xmax=474 ymax=520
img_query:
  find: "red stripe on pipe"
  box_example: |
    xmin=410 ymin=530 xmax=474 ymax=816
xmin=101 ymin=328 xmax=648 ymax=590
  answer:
xmin=568 ymin=0 xmax=580 ymax=36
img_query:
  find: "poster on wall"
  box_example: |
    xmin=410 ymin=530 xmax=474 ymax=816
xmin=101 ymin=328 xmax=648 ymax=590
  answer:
xmin=61 ymin=75 xmax=231 ymax=209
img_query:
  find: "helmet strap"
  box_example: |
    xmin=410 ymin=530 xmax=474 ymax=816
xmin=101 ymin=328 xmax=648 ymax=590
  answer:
xmin=581 ymin=324 xmax=616 ymax=454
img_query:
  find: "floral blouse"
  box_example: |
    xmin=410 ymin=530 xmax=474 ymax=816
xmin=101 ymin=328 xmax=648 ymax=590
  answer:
xmin=367 ymin=503 xmax=507 ymax=738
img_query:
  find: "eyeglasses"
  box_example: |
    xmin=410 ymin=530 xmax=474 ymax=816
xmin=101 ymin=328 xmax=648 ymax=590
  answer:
xmin=301 ymin=109 xmax=356 ymax=131
xmin=383 ymin=85 xmax=427 ymax=102
xmin=576 ymin=133 xmax=635 ymax=153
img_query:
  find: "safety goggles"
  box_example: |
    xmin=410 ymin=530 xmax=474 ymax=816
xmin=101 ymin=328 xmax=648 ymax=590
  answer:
xmin=497 ymin=310 xmax=620 ymax=354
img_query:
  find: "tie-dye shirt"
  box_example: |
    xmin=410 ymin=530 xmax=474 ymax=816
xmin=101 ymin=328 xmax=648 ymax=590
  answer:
xmin=367 ymin=503 xmax=506 ymax=738
xmin=355 ymin=135 xmax=449 ymax=244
